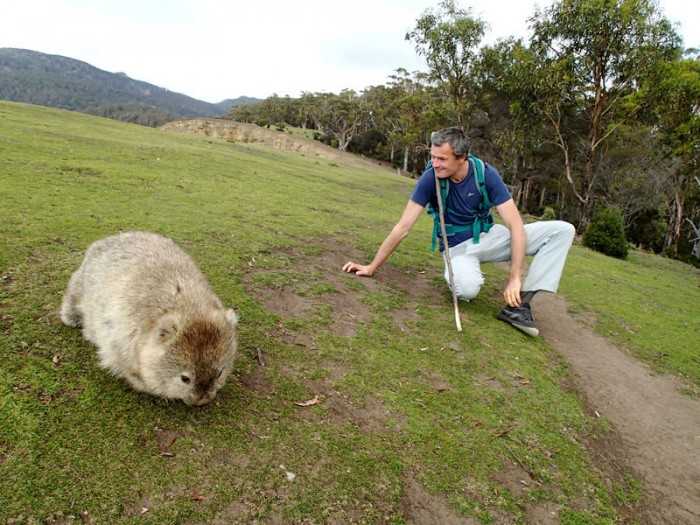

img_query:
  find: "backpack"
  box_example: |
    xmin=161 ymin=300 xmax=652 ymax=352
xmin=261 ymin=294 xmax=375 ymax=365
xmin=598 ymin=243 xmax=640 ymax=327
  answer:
xmin=427 ymin=155 xmax=494 ymax=252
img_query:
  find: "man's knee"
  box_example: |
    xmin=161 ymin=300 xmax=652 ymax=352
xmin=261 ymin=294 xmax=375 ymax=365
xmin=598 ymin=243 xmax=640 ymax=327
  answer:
xmin=553 ymin=220 xmax=576 ymax=242
xmin=453 ymin=275 xmax=482 ymax=301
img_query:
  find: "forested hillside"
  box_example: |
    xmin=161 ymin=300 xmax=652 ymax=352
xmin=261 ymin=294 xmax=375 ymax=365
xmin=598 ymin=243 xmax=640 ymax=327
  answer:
xmin=0 ymin=48 xmax=260 ymax=125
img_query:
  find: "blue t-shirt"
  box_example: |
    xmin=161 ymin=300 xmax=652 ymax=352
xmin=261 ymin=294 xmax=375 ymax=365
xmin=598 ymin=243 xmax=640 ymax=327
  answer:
xmin=410 ymin=159 xmax=512 ymax=249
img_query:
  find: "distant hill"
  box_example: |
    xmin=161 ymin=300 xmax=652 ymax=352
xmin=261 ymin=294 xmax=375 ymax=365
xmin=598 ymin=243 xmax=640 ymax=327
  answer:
xmin=0 ymin=48 xmax=262 ymax=126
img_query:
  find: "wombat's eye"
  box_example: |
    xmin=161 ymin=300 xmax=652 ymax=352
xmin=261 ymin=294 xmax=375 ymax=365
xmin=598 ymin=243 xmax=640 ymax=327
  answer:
xmin=180 ymin=375 xmax=191 ymax=384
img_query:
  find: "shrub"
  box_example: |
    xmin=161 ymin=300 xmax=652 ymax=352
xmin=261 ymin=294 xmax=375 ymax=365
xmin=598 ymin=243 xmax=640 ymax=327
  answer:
xmin=312 ymin=131 xmax=334 ymax=146
xmin=541 ymin=206 xmax=556 ymax=221
xmin=583 ymin=207 xmax=629 ymax=259
xmin=348 ymin=129 xmax=387 ymax=157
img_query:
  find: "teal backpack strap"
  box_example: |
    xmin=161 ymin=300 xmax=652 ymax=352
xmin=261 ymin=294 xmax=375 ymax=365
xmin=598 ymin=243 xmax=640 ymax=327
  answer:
xmin=468 ymin=156 xmax=494 ymax=244
xmin=470 ymin=156 xmax=491 ymax=208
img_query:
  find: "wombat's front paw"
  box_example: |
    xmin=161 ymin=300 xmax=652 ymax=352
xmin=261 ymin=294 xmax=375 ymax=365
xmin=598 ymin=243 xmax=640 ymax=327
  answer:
xmin=61 ymin=311 xmax=83 ymax=328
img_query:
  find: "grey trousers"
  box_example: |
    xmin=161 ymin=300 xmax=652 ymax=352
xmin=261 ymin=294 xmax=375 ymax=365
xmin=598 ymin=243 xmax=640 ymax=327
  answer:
xmin=443 ymin=221 xmax=575 ymax=301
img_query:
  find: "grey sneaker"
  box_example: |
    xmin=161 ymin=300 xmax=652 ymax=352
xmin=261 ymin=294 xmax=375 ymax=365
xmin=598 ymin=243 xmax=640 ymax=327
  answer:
xmin=498 ymin=304 xmax=539 ymax=337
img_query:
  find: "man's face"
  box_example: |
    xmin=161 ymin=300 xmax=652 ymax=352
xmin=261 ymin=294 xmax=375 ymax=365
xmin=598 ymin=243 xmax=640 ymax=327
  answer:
xmin=430 ymin=143 xmax=467 ymax=179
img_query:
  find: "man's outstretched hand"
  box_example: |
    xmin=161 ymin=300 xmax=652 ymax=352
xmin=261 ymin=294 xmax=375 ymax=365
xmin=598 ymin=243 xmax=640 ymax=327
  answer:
xmin=342 ymin=261 xmax=374 ymax=277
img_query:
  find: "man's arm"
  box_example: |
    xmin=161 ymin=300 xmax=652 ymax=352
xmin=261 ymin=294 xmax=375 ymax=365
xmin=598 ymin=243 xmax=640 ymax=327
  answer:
xmin=342 ymin=200 xmax=425 ymax=276
xmin=495 ymin=198 xmax=526 ymax=307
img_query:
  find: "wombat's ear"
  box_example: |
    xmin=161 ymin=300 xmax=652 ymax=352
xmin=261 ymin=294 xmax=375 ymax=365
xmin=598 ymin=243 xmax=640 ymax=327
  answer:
xmin=225 ymin=308 xmax=239 ymax=327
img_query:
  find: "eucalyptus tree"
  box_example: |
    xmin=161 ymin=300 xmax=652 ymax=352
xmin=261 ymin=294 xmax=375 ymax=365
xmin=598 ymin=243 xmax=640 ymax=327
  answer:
xmin=475 ymin=38 xmax=546 ymax=209
xmin=638 ymin=52 xmax=700 ymax=254
xmin=596 ymin=123 xmax=673 ymax=229
xmin=381 ymin=69 xmax=442 ymax=173
xmin=297 ymin=92 xmax=320 ymax=130
xmin=528 ymin=0 xmax=681 ymax=230
xmin=357 ymin=84 xmax=396 ymax=160
xmin=310 ymin=90 xmax=365 ymax=151
xmin=406 ymin=0 xmax=486 ymax=128
xmin=513 ymin=38 xmax=595 ymax=217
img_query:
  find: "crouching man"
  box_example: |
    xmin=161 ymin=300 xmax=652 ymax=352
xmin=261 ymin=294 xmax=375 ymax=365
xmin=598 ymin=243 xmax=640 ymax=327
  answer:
xmin=342 ymin=127 xmax=575 ymax=336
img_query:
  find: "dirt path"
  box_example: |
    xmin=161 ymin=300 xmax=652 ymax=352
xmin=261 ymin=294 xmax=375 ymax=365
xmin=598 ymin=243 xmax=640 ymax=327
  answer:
xmin=535 ymin=293 xmax=700 ymax=525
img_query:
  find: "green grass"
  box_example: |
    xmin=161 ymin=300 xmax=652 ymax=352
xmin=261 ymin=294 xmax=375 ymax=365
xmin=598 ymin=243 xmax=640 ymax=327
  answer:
xmin=1 ymin=101 xmax=698 ymax=524
xmin=561 ymin=245 xmax=699 ymax=393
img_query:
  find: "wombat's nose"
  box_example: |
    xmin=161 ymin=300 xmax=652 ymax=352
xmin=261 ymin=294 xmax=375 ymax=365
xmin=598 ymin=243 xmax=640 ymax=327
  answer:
xmin=189 ymin=394 xmax=214 ymax=407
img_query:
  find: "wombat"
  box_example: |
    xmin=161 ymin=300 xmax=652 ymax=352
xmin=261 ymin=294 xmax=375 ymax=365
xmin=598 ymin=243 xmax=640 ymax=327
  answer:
xmin=61 ymin=231 xmax=239 ymax=406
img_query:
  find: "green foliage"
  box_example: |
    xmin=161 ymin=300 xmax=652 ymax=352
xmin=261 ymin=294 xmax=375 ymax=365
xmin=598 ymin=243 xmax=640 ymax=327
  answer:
xmin=85 ymin=102 xmax=178 ymax=127
xmin=540 ymin=206 xmax=557 ymax=221
xmin=613 ymin=474 xmax=643 ymax=505
xmin=527 ymin=0 xmax=682 ymax=229
xmin=348 ymin=128 xmax=388 ymax=156
xmin=583 ymin=207 xmax=629 ymax=259
xmin=312 ymin=130 xmax=335 ymax=147
xmin=627 ymin=208 xmax=666 ymax=253
xmin=406 ymin=0 xmax=486 ymax=126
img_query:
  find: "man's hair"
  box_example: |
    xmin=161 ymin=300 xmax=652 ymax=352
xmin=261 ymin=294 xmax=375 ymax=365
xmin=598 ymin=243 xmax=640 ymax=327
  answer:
xmin=431 ymin=127 xmax=470 ymax=157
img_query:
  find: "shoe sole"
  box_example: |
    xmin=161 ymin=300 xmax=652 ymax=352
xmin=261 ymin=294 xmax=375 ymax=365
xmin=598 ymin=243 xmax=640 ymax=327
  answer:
xmin=497 ymin=312 xmax=540 ymax=337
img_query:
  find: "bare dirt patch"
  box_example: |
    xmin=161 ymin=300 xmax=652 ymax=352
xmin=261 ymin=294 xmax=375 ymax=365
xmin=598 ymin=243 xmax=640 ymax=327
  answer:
xmin=242 ymin=240 xmax=441 ymax=343
xmin=401 ymin=474 xmax=479 ymax=525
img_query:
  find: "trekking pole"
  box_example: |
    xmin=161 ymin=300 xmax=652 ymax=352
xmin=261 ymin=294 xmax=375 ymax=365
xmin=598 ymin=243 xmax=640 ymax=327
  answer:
xmin=434 ymin=175 xmax=463 ymax=332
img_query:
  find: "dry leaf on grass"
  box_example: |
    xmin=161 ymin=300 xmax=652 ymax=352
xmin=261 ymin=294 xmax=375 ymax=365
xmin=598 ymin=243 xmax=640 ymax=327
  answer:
xmin=294 ymin=396 xmax=320 ymax=407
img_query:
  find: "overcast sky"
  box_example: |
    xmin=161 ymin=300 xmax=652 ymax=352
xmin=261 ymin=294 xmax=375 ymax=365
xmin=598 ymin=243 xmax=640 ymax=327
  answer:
xmin=1 ymin=0 xmax=697 ymax=103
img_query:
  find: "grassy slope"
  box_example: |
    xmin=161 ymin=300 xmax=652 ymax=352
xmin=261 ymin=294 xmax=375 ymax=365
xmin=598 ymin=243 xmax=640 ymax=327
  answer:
xmin=1 ymin=101 xmax=698 ymax=524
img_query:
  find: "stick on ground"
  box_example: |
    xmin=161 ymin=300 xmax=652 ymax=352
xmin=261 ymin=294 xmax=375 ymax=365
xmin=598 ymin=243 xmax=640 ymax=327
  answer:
xmin=434 ymin=175 xmax=463 ymax=332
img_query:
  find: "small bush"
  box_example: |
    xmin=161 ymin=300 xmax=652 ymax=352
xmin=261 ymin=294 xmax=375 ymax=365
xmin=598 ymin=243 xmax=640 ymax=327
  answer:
xmin=541 ymin=206 xmax=556 ymax=221
xmin=348 ymin=129 xmax=387 ymax=156
xmin=312 ymin=131 xmax=334 ymax=147
xmin=583 ymin=207 xmax=629 ymax=259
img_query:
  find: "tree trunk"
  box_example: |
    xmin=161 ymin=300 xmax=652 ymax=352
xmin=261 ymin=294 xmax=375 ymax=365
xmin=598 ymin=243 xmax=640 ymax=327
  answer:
xmin=539 ymin=185 xmax=547 ymax=210
xmin=337 ymin=132 xmax=352 ymax=151
xmin=687 ymin=218 xmax=700 ymax=259
xmin=578 ymin=141 xmax=597 ymax=233
xmin=550 ymin=112 xmax=586 ymax=229
xmin=403 ymin=146 xmax=409 ymax=173
xmin=512 ymin=154 xmax=524 ymax=209
xmin=522 ymin=179 xmax=531 ymax=209
xmin=663 ymin=189 xmax=684 ymax=255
